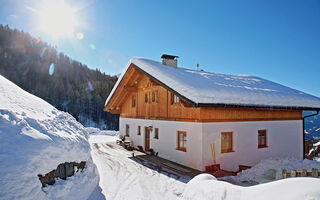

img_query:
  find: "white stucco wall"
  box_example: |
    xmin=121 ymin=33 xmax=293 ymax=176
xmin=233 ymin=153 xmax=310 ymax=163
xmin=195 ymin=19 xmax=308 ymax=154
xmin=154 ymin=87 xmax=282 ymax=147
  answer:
xmin=202 ymin=120 xmax=303 ymax=171
xmin=119 ymin=117 xmax=203 ymax=170
xmin=120 ymin=118 xmax=303 ymax=172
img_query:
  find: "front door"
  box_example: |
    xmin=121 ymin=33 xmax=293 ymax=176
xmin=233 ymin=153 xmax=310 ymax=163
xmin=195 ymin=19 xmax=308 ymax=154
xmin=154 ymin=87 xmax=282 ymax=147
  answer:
xmin=145 ymin=127 xmax=150 ymax=151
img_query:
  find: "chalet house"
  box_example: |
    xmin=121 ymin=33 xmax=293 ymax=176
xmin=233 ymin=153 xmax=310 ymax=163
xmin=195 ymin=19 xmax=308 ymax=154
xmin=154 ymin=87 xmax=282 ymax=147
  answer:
xmin=105 ymin=55 xmax=320 ymax=171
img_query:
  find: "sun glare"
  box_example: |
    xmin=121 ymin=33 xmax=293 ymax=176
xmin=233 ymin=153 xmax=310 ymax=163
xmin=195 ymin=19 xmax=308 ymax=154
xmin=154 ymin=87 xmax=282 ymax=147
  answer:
xmin=38 ymin=1 xmax=78 ymax=37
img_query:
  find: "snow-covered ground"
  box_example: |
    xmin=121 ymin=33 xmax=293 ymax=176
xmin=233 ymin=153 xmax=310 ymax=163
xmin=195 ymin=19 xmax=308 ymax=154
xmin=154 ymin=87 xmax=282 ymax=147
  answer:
xmin=0 ymin=75 xmax=99 ymax=200
xmin=90 ymin=133 xmax=320 ymax=200
xmin=89 ymin=134 xmax=186 ymax=200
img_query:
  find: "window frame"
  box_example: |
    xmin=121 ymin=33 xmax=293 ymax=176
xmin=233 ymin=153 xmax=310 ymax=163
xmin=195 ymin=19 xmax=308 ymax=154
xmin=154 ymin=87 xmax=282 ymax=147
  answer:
xmin=132 ymin=95 xmax=136 ymax=107
xmin=221 ymin=132 xmax=233 ymax=153
xmin=171 ymin=93 xmax=180 ymax=104
xmin=154 ymin=128 xmax=159 ymax=139
xmin=125 ymin=124 xmax=130 ymax=137
xmin=258 ymin=129 xmax=268 ymax=148
xmin=177 ymin=131 xmax=187 ymax=152
xmin=137 ymin=126 xmax=141 ymax=135
xmin=152 ymin=91 xmax=158 ymax=103
xmin=145 ymin=92 xmax=150 ymax=103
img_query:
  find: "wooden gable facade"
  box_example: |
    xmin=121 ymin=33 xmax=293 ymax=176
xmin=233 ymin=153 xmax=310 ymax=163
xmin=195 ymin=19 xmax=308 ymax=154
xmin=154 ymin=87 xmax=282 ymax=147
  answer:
xmin=105 ymin=64 xmax=302 ymax=122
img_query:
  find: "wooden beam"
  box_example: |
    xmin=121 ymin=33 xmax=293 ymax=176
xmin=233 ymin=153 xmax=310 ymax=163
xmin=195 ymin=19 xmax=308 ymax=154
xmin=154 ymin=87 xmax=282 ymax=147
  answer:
xmin=124 ymin=85 xmax=138 ymax=92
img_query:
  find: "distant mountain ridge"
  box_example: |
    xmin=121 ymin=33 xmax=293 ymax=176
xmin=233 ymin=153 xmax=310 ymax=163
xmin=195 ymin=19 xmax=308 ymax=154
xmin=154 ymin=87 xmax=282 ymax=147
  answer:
xmin=0 ymin=24 xmax=119 ymax=130
xmin=305 ymin=112 xmax=320 ymax=141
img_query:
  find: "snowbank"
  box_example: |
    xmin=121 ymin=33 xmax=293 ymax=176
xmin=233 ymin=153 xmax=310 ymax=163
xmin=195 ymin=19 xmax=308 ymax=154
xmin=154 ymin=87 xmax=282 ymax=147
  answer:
xmin=225 ymin=157 xmax=320 ymax=185
xmin=181 ymin=173 xmax=320 ymax=200
xmin=86 ymin=127 xmax=118 ymax=136
xmin=0 ymin=75 xmax=99 ymax=200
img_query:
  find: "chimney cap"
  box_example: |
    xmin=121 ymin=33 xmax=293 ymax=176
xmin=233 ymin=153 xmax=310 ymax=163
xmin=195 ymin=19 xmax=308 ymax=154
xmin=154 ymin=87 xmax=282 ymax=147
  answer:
xmin=161 ymin=54 xmax=179 ymax=60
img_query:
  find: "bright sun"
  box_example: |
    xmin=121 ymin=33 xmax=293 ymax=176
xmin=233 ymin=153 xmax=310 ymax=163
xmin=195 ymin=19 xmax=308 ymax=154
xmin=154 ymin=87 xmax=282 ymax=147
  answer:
xmin=38 ymin=0 xmax=78 ymax=37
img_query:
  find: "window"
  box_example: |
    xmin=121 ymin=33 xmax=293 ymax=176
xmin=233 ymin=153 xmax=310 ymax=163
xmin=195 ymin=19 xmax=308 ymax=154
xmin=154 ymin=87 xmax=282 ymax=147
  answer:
xmin=177 ymin=131 xmax=187 ymax=152
xmin=152 ymin=91 xmax=158 ymax=103
xmin=221 ymin=132 xmax=233 ymax=153
xmin=145 ymin=93 xmax=150 ymax=103
xmin=258 ymin=130 xmax=267 ymax=148
xmin=125 ymin=124 xmax=130 ymax=137
xmin=137 ymin=126 xmax=141 ymax=135
xmin=154 ymin=128 xmax=159 ymax=139
xmin=171 ymin=93 xmax=179 ymax=104
xmin=132 ymin=96 xmax=136 ymax=107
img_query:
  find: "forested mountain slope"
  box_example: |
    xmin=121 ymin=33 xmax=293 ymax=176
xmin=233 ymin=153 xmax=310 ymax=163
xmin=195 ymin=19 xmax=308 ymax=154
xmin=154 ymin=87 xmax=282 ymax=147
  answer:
xmin=0 ymin=25 xmax=119 ymax=129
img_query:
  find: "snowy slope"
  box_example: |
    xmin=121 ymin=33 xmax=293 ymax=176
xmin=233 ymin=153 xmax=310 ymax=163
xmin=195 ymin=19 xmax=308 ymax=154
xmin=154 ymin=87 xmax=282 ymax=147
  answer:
xmin=106 ymin=57 xmax=320 ymax=109
xmin=0 ymin=75 xmax=99 ymax=200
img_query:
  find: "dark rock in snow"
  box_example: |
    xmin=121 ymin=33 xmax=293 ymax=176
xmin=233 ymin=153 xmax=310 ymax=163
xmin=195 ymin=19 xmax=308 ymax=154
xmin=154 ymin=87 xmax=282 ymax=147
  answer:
xmin=65 ymin=162 xmax=74 ymax=177
xmin=56 ymin=163 xmax=67 ymax=180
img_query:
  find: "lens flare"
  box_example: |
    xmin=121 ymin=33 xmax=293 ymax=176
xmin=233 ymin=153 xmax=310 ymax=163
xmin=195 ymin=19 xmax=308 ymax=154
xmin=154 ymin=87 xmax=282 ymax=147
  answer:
xmin=89 ymin=43 xmax=96 ymax=50
xmin=40 ymin=47 xmax=47 ymax=58
xmin=76 ymin=32 xmax=84 ymax=40
xmin=88 ymin=81 xmax=94 ymax=91
xmin=49 ymin=63 xmax=55 ymax=76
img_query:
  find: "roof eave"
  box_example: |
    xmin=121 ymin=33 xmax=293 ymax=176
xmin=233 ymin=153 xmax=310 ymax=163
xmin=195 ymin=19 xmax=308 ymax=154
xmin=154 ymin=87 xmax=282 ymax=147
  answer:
xmin=196 ymin=103 xmax=320 ymax=111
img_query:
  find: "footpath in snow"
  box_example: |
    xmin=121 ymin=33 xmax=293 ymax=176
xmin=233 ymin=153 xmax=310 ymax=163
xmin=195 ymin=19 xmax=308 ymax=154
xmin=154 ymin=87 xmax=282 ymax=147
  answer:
xmin=88 ymin=132 xmax=186 ymax=200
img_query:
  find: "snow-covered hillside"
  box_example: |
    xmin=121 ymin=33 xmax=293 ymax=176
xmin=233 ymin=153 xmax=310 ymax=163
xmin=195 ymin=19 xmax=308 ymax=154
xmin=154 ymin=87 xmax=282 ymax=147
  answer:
xmin=0 ymin=75 xmax=99 ymax=200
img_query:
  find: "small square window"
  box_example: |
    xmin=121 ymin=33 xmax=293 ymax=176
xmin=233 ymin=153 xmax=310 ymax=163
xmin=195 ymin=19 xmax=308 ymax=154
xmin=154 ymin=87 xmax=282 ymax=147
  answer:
xmin=154 ymin=128 xmax=159 ymax=139
xmin=258 ymin=130 xmax=267 ymax=148
xmin=221 ymin=132 xmax=233 ymax=153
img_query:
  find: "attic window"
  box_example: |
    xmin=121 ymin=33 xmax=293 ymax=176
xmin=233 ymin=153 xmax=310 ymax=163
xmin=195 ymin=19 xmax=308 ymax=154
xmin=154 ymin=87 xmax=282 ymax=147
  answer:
xmin=145 ymin=93 xmax=150 ymax=103
xmin=132 ymin=96 xmax=136 ymax=107
xmin=171 ymin=93 xmax=179 ymax=104
xmin=152 ymin=91 xmax=158 ymax=103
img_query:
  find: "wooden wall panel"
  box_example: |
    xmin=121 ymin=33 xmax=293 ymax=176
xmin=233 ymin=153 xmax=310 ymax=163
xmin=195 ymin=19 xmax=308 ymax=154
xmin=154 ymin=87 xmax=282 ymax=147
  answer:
xmin=199 ymin=108 xmax=302 ymax=122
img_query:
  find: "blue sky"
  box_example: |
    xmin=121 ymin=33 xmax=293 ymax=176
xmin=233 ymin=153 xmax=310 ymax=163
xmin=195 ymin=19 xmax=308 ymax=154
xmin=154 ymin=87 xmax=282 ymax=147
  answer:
xmin=1 ymin=0 xmax=320 ymax=97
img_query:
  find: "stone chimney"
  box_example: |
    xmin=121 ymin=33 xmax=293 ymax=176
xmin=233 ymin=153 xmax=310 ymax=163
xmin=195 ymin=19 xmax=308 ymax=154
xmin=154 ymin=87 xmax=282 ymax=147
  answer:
xmin=161 ymin=54 xmax=179 ymax=68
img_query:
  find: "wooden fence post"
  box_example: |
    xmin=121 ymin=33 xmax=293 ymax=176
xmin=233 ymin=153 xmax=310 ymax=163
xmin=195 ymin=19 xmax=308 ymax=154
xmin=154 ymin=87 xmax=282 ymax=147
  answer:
xmin=312 ymin=168 xmax=319 ymax=178
xmin=291 ymin=170 xmax=297 ymax=178
xmin=282 ymin=169 xmax=287 ymax=179
xmin=301 ymin=169 xmax=307 ymax=177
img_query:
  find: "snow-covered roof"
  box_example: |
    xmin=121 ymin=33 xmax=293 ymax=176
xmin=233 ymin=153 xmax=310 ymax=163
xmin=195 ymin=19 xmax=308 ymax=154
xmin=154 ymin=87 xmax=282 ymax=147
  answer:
xmin=106 ymin=57 xmax=320 ymax=110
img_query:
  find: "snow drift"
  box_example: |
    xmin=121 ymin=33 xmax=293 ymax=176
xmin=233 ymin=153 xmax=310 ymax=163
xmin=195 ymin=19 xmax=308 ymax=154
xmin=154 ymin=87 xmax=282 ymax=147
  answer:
xmin=221 ymin=157 xmax=320 ymax=185
xmin=182 ymin=173 xmax=320 ymax=200
xmin=0 ymin=75 xmax=99 ymax=200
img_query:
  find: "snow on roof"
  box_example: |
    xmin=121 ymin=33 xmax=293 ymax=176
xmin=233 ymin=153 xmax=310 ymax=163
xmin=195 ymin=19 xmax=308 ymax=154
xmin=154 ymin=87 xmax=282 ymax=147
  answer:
xmin=106 ymin=57 xmax=320 ymax=110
